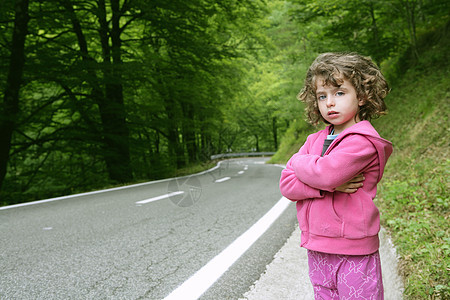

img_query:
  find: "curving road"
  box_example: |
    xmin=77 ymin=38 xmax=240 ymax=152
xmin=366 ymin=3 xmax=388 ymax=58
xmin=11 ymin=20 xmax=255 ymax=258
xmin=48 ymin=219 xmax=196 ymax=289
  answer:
xmin=0 ymin=157 xmax=297 ymax=299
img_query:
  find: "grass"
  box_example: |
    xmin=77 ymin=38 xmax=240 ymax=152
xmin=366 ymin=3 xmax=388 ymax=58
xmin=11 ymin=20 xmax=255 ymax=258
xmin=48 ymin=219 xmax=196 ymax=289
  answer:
xmin=270 ymin=28 xmax=449 ymax=299
xmin=372 ymin=37 xmax=450 ymax=298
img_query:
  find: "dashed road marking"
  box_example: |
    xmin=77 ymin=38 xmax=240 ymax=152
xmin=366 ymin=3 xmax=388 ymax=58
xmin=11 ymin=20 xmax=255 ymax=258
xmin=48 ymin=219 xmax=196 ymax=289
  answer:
xmin=136 ymin=191 xmax=185 ymax=205
xmin=214 ymin=177 xmax=231 ymax=183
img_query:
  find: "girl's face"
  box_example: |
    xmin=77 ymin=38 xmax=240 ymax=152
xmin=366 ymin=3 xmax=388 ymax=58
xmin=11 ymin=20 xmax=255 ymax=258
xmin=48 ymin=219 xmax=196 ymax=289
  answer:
xmin=315 ymin=77 xmax=363 ymax=134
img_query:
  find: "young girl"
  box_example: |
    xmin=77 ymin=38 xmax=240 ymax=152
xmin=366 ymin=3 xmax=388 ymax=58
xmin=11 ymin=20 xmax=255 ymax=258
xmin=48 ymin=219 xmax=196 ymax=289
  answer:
xmin=279 ymin=52 xmax=393 ymax=299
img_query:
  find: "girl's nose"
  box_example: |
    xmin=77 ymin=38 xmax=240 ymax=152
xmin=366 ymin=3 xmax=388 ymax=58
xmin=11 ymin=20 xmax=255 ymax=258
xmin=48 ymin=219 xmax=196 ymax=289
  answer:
xmin=326 ymin=97 xmax=335 ymax=107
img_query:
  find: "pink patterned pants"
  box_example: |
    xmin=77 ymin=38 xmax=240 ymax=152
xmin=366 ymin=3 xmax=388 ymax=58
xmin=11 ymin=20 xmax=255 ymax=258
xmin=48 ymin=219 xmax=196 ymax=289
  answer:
xmin=307 ymin=250 xmax=384 ymax=300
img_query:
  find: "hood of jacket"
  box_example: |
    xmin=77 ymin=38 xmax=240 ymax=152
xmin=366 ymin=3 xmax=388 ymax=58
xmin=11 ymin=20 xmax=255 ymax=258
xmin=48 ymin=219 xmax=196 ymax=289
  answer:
xmin=323 ymin=120 xmax=393 ymax=182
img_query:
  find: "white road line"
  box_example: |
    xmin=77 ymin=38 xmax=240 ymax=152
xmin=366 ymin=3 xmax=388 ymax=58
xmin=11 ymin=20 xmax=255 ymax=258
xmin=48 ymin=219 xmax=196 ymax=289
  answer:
xmin=163 ymin=196 xmax=291 ymax=300
xmin=0 ymin=162 xmax=223 ymax=211
xmin=215 ymin=177 xmax=231 ymax=183
xmin=237 ymin=171 xmax=244 ymax=175
xmin=135 ymin=191 xmax=184 ymax=205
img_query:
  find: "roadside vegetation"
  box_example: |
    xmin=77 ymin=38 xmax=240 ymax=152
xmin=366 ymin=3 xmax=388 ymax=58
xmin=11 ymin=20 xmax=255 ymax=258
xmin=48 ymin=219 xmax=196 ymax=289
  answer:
xmin=373 ymin=28 xmax=449 ymax=299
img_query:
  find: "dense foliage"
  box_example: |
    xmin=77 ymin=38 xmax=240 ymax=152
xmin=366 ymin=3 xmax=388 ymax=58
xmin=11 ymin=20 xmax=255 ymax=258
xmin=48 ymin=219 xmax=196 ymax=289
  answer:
xmin=1 ymin=0 xmax=274 ymax=203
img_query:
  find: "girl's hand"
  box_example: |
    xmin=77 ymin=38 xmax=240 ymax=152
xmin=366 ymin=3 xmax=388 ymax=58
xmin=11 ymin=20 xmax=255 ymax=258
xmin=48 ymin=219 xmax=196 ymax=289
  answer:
xmin=335 ymin=174 xmax=365 ymax=193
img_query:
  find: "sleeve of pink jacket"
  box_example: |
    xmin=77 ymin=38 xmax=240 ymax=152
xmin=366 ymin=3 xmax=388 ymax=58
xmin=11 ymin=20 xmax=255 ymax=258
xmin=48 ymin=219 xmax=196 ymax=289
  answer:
xmin=279 ymin=135 xmax=324 ymax=201
xmin=291 ymin=134 xmax=377 ymax=192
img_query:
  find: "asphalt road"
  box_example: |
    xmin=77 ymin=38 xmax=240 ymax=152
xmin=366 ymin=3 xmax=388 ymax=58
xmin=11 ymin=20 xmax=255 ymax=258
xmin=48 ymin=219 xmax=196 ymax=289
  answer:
xmin=0 ymin=157 xmax=298 ymax=299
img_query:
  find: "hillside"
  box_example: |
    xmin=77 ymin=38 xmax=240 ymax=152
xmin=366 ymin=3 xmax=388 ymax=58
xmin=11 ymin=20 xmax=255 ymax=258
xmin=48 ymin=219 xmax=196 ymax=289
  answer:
xmin=269 ymin=25 xmax=449 ymax=299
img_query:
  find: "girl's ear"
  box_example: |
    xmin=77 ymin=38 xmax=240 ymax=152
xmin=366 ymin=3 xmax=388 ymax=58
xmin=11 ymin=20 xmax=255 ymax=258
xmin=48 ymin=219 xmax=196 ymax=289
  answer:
xmin=358 ymin=98 xmax=365 ymax=106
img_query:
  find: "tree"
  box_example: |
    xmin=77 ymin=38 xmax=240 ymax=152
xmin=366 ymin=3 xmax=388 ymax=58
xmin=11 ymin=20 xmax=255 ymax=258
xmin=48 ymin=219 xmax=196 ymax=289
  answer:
xmin=290 ymin=0 xmax=450 ymax=64
xmin=0 ymin=0 xmax=29 ymax=191
xmin=58 ymin=0 xmax=134 ymax=183
xmin=289 ymin=0 xmax=403 ymax=64
xmin=0 ymin=0 xmax=272 ymax=203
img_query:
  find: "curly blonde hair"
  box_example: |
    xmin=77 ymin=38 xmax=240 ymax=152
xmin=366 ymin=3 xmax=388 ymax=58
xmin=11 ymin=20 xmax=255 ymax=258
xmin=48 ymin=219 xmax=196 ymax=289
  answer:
xmin=298 ymin=52 xmax=390 ymax=125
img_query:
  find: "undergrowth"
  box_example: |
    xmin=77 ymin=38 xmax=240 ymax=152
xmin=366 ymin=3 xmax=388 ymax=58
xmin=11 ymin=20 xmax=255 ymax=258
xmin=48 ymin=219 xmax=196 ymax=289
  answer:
xmin=372 ymin=28 xmax=449 ymax=299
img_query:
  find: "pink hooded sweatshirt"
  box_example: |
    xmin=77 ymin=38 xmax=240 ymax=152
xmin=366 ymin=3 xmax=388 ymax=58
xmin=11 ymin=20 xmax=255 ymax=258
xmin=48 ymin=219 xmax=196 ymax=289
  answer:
xmin=279 ymin=121 xmax=393 ymax=255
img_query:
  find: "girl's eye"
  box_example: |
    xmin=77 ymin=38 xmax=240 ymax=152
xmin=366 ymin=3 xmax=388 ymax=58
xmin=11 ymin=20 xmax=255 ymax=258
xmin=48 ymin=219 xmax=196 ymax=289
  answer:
xmin=317 ymin=95 xmax=326 ymax=101
xmin=336 ymin=91 xmax=345 ymax=96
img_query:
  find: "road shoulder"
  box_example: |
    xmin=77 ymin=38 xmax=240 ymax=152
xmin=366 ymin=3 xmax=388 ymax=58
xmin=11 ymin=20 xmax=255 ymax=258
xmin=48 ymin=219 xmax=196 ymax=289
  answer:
xmin=240 ymin=226 xmax=404 ymax=299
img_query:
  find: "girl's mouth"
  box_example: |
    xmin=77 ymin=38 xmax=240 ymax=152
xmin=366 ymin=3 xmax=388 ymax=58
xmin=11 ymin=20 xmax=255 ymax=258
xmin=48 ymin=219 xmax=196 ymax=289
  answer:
xmin=328 ymin=111 xmax=338 ymax=116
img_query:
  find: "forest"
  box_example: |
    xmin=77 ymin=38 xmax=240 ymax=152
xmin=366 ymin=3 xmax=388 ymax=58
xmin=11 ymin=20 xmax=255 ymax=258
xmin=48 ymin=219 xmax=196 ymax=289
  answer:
xmin=0 ymin=0 xmax=448 ymax=205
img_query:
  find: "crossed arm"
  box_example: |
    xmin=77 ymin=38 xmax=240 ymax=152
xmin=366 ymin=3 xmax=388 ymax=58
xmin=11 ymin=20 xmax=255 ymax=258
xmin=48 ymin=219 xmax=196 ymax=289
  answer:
xmin=279 ymin=135 xmax=375 ymax=201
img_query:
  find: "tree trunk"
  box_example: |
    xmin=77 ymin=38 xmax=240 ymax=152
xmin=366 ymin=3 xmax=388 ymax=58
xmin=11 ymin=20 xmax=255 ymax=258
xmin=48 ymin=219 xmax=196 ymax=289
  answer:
xmin=408 ymin=3 xmax=420 ymax=61
xmin=166 ymin=101 xmax=185 ymax=168
xmin=402 ymin=0 xmax=420 ymax=60
xmin=272 ymin=116 xmax=278 ymax=150
xmin=0 ymin=0 xmax=29 ymax=191
xmin=97 ymin=0 xmax=133 ymax=182
xmin=368 ymin=2 xmax=381 ymax=64
xmin=254 ymin=134 xmax=260 ymax=152
xmin=62 ymin=0 xmax=132 ymax=183
xmin=182 ymin=103 xmax=197 ymax=164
